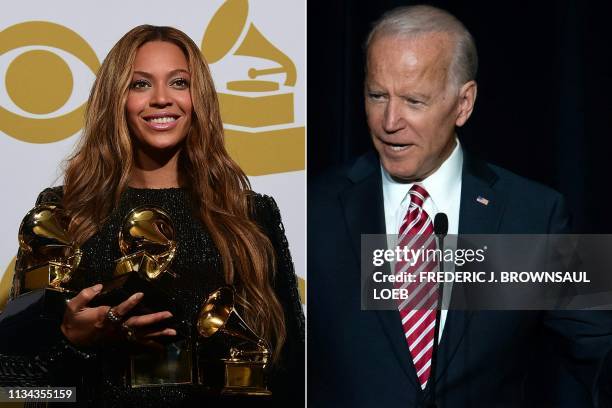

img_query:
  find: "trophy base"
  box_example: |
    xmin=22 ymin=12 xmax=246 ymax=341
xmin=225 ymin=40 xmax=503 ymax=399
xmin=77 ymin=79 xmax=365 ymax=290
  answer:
xmin=91 ymin=272 xmax=175 ymax=315
xmin=221 ymin=387 xmax=272 ymax=397
xmin=0 ymin=288 xmax=71 ymax=354
xmin=90 ymin=272 xmax=184 ymax=343
xmin=129 ymin=339 xmax=194 ymax=387
xmin=7 ymin=287 xmax=71 ymax=319
xmin=198 ymin=358 xmax=271 ymax=396
xmin=222 ymin=359 xmax=271 ymax=396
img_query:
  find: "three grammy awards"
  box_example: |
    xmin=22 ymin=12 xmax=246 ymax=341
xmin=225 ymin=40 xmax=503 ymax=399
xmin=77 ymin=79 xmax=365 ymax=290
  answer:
xmin=10 ymin=203 xmax=272 ymax=395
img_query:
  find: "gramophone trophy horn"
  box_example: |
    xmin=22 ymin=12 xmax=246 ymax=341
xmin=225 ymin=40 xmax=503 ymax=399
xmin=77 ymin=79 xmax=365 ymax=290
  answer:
xmin=197 ymin=286 xmax=271 ymax=396
xmin=17 ymin=204 xmax=81 ymax=293
xmin=115 ymin=206 xmax=177 ymax=281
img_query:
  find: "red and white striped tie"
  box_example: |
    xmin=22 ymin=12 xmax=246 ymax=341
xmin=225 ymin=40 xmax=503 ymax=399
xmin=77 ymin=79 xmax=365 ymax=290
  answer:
xmin=395 ymin=184 xmax=438 ymax=389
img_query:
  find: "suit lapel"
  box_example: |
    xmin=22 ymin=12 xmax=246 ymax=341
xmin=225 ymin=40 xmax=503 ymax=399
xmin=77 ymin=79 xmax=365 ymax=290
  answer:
xmin=432 ymin=153 xmax=506 ymax=385
xmin=432 ymin=308 xmax=472 ymax=389
xmin=339 ymin=153 xmax=421 ymax=389
xmin=339 ymin=153 xmax=385 ymax=261
xmin=458 ymin=153 xmax=505 ymax=235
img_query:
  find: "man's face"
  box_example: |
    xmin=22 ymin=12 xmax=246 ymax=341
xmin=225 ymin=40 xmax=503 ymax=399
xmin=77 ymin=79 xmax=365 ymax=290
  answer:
xmin=365 ymin=33 xmax=470 ymax=181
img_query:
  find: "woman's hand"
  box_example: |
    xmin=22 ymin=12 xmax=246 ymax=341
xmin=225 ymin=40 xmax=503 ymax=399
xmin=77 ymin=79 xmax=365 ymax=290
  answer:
xmin=60 ymin=283 xmax=176 ymax=348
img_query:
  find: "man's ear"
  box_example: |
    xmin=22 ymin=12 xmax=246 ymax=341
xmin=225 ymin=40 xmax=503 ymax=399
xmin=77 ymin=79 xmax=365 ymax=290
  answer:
xmin=455 ymin=80 xmax=477 ymax=127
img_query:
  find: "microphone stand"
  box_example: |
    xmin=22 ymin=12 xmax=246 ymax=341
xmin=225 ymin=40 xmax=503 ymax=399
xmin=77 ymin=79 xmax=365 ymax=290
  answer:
xmin=427 ymin=213 xmax=448 ymax=408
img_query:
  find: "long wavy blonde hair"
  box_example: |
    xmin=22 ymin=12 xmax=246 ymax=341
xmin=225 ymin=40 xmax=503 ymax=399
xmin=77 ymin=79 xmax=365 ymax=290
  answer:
xmin=62 ymin=25 xmax=285 ymax=359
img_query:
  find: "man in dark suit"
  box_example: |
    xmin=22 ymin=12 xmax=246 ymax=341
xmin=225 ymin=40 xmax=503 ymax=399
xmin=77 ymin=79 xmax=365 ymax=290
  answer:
xmin=308 ymin=5 xmax=612 ymax=407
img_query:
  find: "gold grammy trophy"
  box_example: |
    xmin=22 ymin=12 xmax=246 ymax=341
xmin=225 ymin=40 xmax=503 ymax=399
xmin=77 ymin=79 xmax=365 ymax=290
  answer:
xmin=197 ymin=286 xmax=272 ymax=396
xmin=13 ymin=204 xmax=81 ymax=316
xmin=17 ymin=203 xmax=81 ymax=292
xmin=94 ymin=205 xmax=178 ymax=313
xmin=100 ymin=206 xmax=193 ymax=387
xmin=202 ymin=0 xmax=304 ymax=176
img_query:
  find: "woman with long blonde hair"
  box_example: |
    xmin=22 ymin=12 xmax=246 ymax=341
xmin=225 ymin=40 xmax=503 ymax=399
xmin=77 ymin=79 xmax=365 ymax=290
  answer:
xmin=3 ymin=25 xmax=304 ymax=406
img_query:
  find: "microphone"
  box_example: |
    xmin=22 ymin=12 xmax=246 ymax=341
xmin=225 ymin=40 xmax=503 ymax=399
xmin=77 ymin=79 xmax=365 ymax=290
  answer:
xmin=427 ymin=213 xmax=448 ymax=408
xmin=434 ymin=213 xmax=448 ymax=238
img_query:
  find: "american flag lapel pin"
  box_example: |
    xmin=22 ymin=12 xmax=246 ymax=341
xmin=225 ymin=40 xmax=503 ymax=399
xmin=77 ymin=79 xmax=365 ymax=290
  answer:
xmin=476 ymin=196 xmax=489 ymax=206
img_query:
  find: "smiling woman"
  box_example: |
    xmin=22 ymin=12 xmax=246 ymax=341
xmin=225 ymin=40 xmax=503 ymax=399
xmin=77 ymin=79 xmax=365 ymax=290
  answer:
xmin=0 ymin=25 xmax=304 ymax=407
xmin=126 ymin=41 xmax=193 ymax=187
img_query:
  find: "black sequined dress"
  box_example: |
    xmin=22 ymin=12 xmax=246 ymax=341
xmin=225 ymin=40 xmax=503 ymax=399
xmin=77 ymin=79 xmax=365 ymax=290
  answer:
xmin=1 ymin=187 xmax=305 ymax=407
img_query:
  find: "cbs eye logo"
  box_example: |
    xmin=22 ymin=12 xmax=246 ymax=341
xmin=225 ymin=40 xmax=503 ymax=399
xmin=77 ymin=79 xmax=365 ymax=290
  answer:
xmin=0 ymin=21 xmax=100 ymax=143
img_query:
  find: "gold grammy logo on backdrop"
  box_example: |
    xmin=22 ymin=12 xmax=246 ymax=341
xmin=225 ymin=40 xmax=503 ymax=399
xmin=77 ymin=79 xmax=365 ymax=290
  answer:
xmin=201 ymin=0 xmax=305 ymax=176
xmin=1 ymin=10 xmax=304 ymax=172
xmin=0 ymin=21 xmax=100 ymax=143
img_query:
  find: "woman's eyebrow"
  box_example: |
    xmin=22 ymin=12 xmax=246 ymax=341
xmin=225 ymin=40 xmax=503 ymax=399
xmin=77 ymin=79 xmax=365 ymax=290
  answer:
xmin=132 ymin=69 xmax=190 ymax=78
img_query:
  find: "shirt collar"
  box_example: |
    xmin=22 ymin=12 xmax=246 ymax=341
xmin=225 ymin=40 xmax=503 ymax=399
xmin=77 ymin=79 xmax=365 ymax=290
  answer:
xmin=381 ymin=139 xmax=463 ymax=213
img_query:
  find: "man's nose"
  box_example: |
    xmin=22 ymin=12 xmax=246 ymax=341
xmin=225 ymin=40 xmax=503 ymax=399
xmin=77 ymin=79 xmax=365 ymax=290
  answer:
xmin=150 ymin=85 xmax=172 ymax=107
xmin=383 ymin=99 xmax=406 ymax=133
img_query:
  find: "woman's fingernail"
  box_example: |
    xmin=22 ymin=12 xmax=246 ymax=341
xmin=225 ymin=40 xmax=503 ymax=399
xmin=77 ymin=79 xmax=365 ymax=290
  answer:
xmin=167 ymin=329 xmax=177 ymax=335
xmin=131 ymin=292 xmax=144 ymax=301
xmin=93 ymin=284 xmax=103 ymax=293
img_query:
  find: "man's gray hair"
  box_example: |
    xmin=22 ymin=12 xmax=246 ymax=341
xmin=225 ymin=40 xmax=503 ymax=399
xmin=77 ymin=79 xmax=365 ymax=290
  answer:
xmin=365 ymin=5 xmax=478 ymax=88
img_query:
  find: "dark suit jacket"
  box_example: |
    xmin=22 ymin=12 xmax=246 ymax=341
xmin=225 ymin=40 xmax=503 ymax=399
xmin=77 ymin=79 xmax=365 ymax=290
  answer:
xmin=308 ymin=151 xmax=612 ymax=407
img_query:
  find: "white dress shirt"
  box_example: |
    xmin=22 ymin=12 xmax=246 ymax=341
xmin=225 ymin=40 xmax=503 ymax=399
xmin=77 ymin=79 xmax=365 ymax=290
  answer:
xmin=381 ymin=139 xmax=463 ymax=339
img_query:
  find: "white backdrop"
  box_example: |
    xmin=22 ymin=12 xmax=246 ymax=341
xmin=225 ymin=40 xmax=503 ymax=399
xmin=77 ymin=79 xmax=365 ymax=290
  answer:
xmin=0 ymin=0 xmax=305 ymax=307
